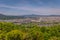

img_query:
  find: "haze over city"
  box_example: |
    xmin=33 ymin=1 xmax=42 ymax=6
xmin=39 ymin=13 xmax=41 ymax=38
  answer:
xmin=0 ymin=0 xmax=60 ymax=15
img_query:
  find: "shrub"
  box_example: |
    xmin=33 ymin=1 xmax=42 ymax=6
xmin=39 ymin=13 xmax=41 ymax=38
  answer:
xmin=6 ymin=30 xmax=24 ymax=40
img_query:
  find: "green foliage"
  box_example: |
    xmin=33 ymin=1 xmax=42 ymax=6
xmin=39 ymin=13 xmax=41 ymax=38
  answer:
xmin=48 ymin=36 xmax=60 ymax=40
xmin=0 ymin=22 xmax=60 ymax=40
xmin=0 ymin=33 xmax=6 ymax=40
xmin=6 ymin=30 xmax=23 ymax=40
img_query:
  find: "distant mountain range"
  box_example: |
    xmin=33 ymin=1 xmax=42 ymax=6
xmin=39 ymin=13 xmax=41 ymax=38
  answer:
xmin=0 ymin=14 xmax=60 ymax=20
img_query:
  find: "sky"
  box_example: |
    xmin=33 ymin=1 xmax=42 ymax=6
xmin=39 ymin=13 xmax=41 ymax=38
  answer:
xmin=0 ymin=0 xmax=60 ymax=15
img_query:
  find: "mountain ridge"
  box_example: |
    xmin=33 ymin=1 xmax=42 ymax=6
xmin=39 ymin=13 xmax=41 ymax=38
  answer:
xmin=0 ymin=14 xmax=60 ymax=20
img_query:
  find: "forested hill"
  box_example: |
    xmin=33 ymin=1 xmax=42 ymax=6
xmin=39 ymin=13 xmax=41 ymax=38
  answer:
xmin=0 ymin=14 xmax=25 ymax=20
xmin=0 ymin=14 xmax=60 ymax=20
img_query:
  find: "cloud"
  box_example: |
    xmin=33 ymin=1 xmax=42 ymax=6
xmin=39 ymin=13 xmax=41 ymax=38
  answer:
xmin=0 ymin=4 xmax=60 ymax=15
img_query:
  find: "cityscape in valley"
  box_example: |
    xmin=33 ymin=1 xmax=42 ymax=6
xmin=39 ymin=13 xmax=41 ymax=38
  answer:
xmin=0 ymin=14 xmax=60 ymax=26
xmin=0 ymin=0 xmax=60 ymax=40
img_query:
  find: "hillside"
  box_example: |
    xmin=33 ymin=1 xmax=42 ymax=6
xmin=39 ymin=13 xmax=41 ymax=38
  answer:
xmin=0 ymin=14 xmax=60 ymax=20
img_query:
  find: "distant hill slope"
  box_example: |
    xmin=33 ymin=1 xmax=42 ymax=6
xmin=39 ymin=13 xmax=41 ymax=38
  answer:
xmin=0 ymin=14 xmax=60 ymax=20
xmin=0 ymin=14 xmax=25 ymax=20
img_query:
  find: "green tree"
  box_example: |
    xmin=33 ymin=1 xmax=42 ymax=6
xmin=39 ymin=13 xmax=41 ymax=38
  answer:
xmin=6 ymin=30 xmax=24 ymax=40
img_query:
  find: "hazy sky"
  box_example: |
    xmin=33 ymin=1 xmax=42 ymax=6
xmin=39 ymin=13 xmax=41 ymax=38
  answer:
xmin=0 ymin=0 xmax=60 ymax=15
